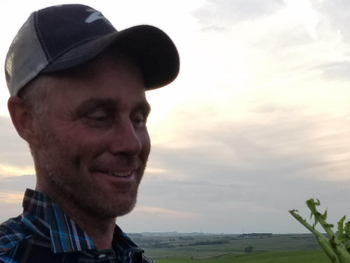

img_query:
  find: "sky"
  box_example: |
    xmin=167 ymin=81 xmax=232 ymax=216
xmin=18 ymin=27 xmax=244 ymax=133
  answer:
xmin=1 ymin=0 xmax=350 ymax=235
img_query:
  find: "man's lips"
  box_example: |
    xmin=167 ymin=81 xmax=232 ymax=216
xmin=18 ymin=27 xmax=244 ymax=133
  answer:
xmin=106 ymin=171 xmax=133 ymax=177
xmin=92 ymin=168 xmax=140 ymax=179
xmin=90 ymin=160 xmax=142 ymax=178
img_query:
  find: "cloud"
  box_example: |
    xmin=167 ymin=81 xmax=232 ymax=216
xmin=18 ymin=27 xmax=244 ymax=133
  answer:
xmin=0 ymin=175 xmax=36 ymax=193
xmin=0 ymin=192 xmax=23 ymax=204
xmin=283 ymin=0 xmax=319 ymax=40
xmin=193 ymin=0 xmax=284 ymax=31
xmin=312 ymin=0 xmax=350 ymax=42
xmin=144 ymin=96 xmax=350 ymax=225
xmin=0 ymin=175 xmax=36 ymax=222
xmin=123 ymin=169 xmax=350 ymax=233
xmin=0 ymin=116 xmax=34 ymax=169
xmin=316 ymin=61 xmax=350 ymax=82
xmin=0 ymin=164 xmax=35 ymax=177
xmin=133 ymin=206 xmax=199 ymax=218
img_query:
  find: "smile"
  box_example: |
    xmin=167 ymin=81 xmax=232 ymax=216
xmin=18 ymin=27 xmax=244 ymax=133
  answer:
xmin=107 ymin=171 xmax=133 ymax=177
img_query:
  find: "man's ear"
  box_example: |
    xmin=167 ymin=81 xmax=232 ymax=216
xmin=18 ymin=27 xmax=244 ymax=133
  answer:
xmin=7 ymin=96 xmax=40 ymax=148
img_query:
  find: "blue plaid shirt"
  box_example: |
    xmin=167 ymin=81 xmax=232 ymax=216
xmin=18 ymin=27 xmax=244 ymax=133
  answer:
xmin=0 ymin=189 xmax=154 ymax=263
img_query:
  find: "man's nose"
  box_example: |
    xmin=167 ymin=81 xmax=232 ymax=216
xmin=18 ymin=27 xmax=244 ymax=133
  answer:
xmin=109 ymin=119 xmax=143 ymax=156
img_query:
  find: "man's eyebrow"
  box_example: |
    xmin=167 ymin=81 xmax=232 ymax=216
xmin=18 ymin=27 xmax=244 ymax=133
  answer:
xmin=75 ymin=99 xmax=116 ymax=114
xmin=75 ymin=98 xmax=151 ymax=115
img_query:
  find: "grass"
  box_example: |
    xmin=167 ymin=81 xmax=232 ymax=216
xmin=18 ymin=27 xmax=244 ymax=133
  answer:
xmin=140 ymin=234 xmax=321 ymax=259
xmin=156 ymin=250 xmax=330 ymax=263
xmin=127 ymin=233 xmax=332 ymax=262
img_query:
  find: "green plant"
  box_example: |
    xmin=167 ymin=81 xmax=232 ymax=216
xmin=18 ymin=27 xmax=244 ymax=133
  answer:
xmin=290 ymin=199 xmax=350 ymax=263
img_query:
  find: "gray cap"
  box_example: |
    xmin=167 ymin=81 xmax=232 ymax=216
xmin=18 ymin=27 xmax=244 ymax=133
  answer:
xmin=5 ymin=4 xmax=180 ymax=96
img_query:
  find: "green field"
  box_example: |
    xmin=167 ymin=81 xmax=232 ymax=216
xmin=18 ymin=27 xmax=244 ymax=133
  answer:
xmin=128 ymin=233 xmax=330 ymax=262
xmin=155 ymin=250 xmax=329 ymax=263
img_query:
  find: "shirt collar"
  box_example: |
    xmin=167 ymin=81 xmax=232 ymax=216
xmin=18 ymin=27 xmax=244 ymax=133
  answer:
xmin=21 ymin=189 xmax=143 ymax=255
xmin=22 ymin=189 xmax=95 ymax=253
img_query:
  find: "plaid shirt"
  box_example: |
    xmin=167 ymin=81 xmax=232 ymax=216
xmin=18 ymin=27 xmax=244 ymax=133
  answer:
xmin=0 ymin=189 xmax=154 ymax=263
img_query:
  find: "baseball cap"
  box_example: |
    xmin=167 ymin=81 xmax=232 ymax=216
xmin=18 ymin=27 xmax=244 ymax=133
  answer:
xmin=5 ymin=4 xmax=180 ymax=96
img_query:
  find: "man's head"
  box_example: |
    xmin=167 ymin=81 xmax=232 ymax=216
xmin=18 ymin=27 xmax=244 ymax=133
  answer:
xmin=5 ymin=4 xmax=179 ymax=219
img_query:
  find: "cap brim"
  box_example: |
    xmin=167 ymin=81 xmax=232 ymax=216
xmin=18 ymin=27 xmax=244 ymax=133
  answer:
xmin=42 ymin=25 xmax=180 ymax=89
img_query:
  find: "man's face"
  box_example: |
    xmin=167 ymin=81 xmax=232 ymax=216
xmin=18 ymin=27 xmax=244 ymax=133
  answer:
xmin=34 ymin=55 xmax=151 ymax=219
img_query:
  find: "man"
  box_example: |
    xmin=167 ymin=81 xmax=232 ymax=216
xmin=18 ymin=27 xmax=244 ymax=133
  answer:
xmin=0 ymin=4 xmax=179 ymax=263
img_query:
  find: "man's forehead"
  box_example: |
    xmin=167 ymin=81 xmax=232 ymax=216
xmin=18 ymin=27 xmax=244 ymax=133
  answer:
xmin=37 ymin=56 xmax=145 ymax=105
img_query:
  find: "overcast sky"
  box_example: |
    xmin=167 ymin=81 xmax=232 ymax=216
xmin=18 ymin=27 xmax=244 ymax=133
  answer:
xmin=1 ymin=0 xmax=350 ymax=234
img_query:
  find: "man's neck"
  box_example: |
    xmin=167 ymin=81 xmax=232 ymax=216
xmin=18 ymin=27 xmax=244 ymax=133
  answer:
xmin=71 ymin=212 xmax=116 ymax=250
xmin=36 ymin=185 xmax=117 ymax=250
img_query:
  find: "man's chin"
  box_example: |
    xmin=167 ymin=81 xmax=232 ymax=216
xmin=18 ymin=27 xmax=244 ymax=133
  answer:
xmin=80 ymin=196 xmax=138 ymax=219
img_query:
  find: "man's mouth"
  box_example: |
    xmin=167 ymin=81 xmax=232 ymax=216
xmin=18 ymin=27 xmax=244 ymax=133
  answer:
xmin=107 ymin=171 xmax=133 ymax=177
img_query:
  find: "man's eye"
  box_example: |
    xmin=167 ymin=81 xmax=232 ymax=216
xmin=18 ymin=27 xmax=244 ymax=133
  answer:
xmin=88 ymin=112 xmax=106 ymax=121
xmin=132 ymin=114 xmax=146 ymax=128
xmin=85 ymin=110 xmax=112 ymax=126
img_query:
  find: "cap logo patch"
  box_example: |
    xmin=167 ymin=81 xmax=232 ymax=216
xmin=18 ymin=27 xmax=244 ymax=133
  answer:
xmin=85 ymin=9 xmax=109 ymax=24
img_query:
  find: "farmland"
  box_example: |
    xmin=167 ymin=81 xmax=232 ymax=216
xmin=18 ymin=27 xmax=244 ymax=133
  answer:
xmin=128 ymin=232 xmax=330 ymax=262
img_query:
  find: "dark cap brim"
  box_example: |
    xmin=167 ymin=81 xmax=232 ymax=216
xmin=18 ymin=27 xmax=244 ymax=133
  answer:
xmin=42 ymin=25 xmax=180 ymax=90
